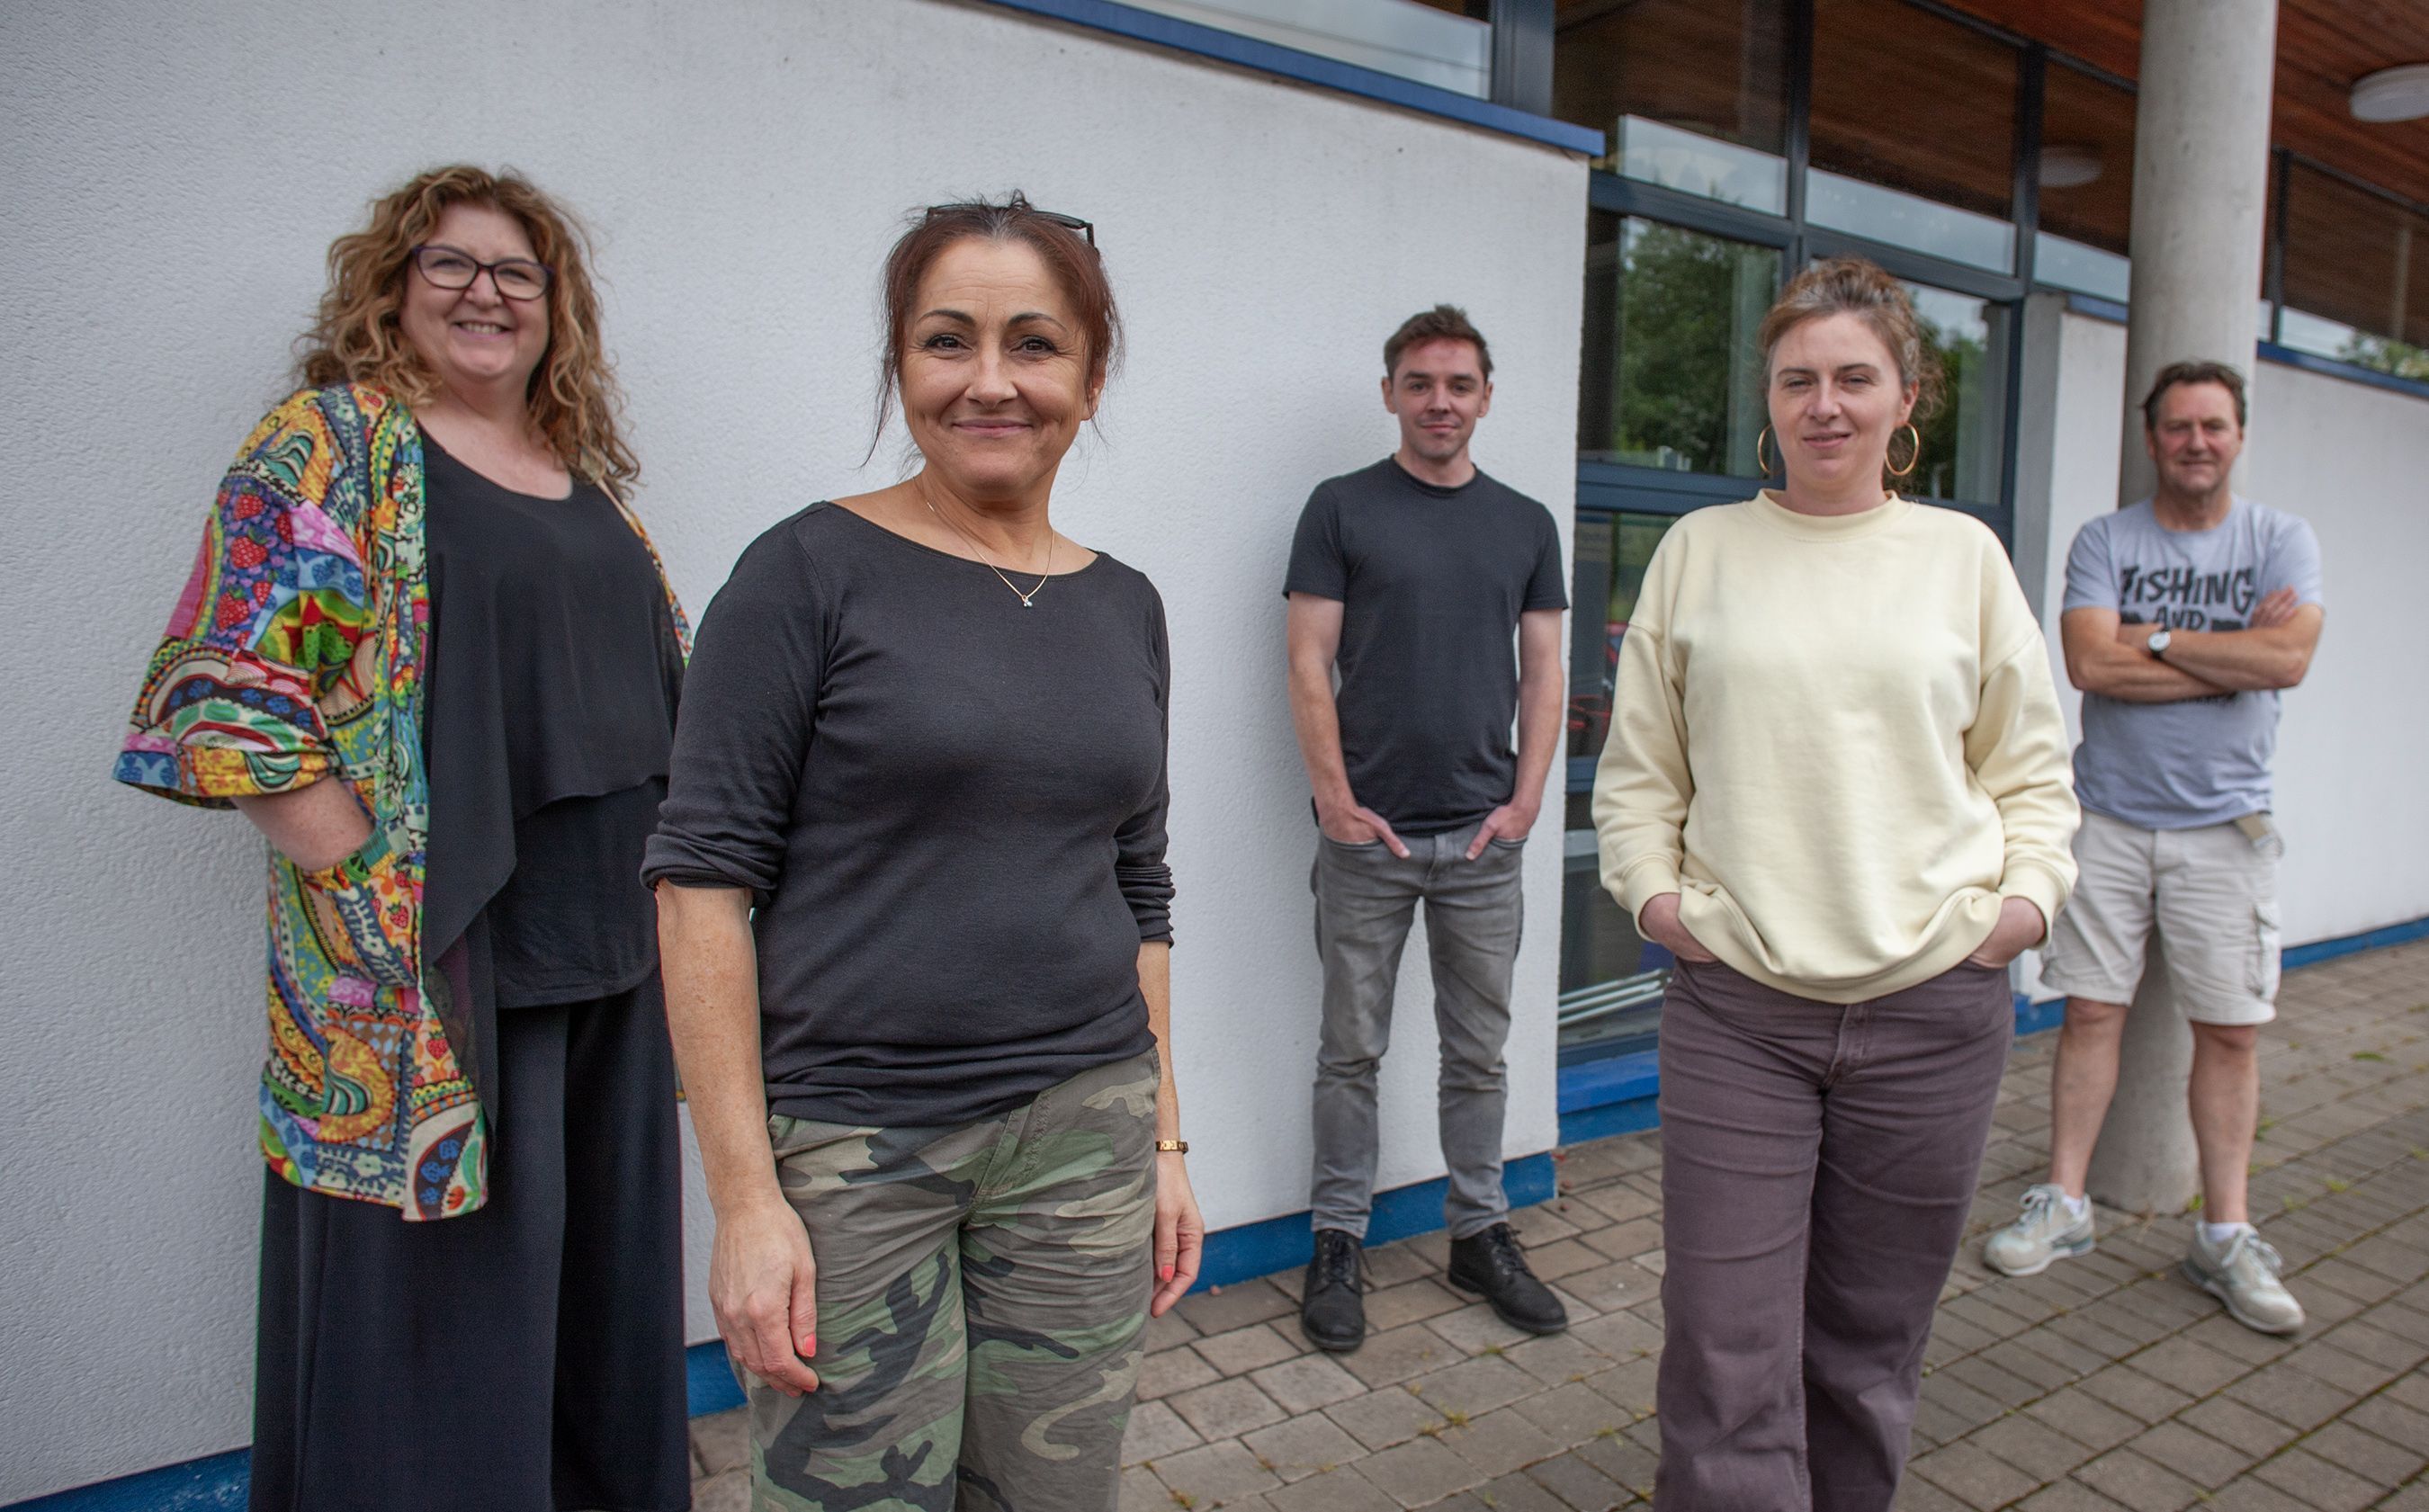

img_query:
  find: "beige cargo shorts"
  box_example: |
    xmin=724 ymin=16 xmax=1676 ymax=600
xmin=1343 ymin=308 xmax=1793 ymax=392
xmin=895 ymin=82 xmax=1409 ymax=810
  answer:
xmin=2039 ymin=808 xmax=2283 ymax=1025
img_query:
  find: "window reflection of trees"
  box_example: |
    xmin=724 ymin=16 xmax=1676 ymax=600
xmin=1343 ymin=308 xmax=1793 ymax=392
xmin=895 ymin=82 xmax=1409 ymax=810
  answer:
xmin=1585 ymin=219 xmax=1775 ymax=477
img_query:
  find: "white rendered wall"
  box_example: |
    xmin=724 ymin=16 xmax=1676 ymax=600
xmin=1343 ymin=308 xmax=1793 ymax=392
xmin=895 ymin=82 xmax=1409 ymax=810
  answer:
xmin=0 ymin=0 xmax=1587 ymax=1497
xmin=2017 ymin=309 xmax=2429 ymax=997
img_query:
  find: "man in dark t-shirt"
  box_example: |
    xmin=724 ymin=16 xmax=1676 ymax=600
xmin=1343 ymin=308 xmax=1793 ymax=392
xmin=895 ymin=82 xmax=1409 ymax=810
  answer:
xmin=1283 ymin=305 xmax=1568 ymax=1353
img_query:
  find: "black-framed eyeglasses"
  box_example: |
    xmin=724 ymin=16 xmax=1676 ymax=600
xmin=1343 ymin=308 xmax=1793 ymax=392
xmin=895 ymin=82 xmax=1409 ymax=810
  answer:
xmin=923 ymin=202 xmax=1096 ymax=247
xmin=408 ymin=244 xmax=554 ymax=300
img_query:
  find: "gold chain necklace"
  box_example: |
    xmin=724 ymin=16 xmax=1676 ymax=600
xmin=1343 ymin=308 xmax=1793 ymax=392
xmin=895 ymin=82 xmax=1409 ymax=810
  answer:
xmin=919 ymin=479 xmax=1053 ymax=608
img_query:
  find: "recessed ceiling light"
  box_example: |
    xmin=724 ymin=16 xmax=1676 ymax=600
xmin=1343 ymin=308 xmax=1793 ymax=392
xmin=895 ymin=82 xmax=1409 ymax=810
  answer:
xmin=2040 ymin=146 xmax=2102 ymax=188
xmin=2351 ymin=63 xmax=2429 ymax=123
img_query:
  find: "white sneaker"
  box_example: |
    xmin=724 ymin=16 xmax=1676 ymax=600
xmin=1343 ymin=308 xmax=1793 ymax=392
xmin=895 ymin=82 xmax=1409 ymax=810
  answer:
xmin=1983 ymin=1184 xmax=2097 ymax=1276
xmin=2183 ymin=1227 xmax=2305 ymax=1335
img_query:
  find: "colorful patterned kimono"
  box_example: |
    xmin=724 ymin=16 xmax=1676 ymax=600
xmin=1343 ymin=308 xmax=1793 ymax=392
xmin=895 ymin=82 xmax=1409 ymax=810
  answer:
xmin=114 ymin=383 xmax=686 ymax=1219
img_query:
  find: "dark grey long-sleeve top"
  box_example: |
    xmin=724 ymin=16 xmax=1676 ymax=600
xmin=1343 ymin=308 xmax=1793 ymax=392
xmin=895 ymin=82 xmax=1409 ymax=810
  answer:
xmin=641 ymin=501 xmax=1171 ymax=1127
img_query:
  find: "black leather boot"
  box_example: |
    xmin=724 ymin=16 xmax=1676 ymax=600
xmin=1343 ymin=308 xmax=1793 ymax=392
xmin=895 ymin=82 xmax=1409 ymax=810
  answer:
xmin=1447 ymin=1223 xmax=1568 ymax=1334
xmin=1299 ymin=1229 xmax=1367 ymax=1353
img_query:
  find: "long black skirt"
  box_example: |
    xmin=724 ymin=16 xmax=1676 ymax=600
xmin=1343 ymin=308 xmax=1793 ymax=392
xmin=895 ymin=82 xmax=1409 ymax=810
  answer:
xmin=248 ymin=980 xmax=691 ymax=1512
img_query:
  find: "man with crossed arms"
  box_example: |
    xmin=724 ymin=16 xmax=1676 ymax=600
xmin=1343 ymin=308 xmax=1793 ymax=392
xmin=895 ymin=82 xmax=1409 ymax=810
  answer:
xmin=1985 ymin=361 xmax=2325 ymax=1335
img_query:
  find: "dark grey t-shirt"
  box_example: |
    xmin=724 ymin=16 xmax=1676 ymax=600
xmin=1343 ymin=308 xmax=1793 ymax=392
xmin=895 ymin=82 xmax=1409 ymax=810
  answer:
xmin=641 ymin=502 xmax=1170 ymax=1127
xmin=1285 ymin=458 xmax=1566 ymax=835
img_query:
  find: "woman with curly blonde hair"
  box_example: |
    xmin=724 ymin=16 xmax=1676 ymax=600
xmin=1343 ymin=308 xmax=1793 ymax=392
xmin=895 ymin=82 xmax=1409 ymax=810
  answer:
xmin=112 ymin=165 xmax=692 ymax=1511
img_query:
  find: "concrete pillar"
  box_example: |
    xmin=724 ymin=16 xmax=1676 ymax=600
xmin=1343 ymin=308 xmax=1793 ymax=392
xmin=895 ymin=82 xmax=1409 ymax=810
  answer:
xmin=2117 ymin=0 xmax=2279 ymax=505
xmin=2090 ymin=0 xmax=2277 ymax=1215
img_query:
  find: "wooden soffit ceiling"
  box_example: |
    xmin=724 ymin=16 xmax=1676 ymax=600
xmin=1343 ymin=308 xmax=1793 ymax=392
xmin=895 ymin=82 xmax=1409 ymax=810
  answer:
xmin=1941 ymin=0 xmax=2429 ymax=210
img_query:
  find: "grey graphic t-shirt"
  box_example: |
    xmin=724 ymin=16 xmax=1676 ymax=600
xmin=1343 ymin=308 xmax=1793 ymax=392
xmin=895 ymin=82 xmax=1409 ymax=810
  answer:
xmin=2064 ymin=497 xmax=2323 ymax=829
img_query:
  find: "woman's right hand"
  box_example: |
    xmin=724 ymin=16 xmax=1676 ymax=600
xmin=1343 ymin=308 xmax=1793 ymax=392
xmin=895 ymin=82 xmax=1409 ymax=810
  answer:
xmin=712 ymin=1196 xmax=822 ymax=1397
xmin=1640 ymin=892 xmax=1718 ymax=964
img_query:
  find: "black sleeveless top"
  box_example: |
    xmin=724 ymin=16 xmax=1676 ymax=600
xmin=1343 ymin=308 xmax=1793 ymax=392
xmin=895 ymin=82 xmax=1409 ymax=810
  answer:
xmin=420 ymin=434 xmax=682 ymax=1007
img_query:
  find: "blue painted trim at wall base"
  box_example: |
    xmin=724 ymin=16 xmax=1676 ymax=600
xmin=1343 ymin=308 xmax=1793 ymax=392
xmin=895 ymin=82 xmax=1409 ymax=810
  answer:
xmin=2282 ymin=914 xmax=2429 ymax=967
xmin=689 ymin=1339 xmax=746 ymax=1418
xmin=1558 ymin=1094 xmax=1661 ymax=1146
xmin=7 ymin=1452 xmax=249 ymax=1512
xmin=978 ymin=0 xmax=1605 ymax=157
xmin=1190 ymin=1151 xmax=1558 ymax=1293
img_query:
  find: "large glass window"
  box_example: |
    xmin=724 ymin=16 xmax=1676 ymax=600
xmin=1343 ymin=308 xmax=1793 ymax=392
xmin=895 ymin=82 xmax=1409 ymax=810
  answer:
xmin=2034 ymin=61 xmax=2137 ymax=301
xmin=1808 ymin=0 xmax=2019 ymax=272
xmin=1561 ymin=509 xmax=1683 ymax=1056
xmin=1555 ymin=0 xmax=1790 ymax=214
xmin=2278 ymin=160 xmax=2429 ymax=380
xmin=1580 ymin=213 xmax=1780 ymax=474
xmin=1905 ymin=282 xmax=2010 ymax=507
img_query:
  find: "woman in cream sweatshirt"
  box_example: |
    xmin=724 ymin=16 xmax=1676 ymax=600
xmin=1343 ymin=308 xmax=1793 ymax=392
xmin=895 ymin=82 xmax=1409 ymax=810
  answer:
xmin=1592 ymin=257 xmax=2078 ymax=1512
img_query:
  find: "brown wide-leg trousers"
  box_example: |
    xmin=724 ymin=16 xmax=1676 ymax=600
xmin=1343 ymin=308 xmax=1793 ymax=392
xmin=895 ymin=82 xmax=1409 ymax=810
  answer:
xmin=1654 ymin=957 xmax=2013 ymax=1512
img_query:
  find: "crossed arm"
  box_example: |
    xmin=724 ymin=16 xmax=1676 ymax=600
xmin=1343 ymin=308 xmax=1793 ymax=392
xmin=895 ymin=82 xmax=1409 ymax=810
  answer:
xmin=2060 ymin=587 xmax=2323 ymax=702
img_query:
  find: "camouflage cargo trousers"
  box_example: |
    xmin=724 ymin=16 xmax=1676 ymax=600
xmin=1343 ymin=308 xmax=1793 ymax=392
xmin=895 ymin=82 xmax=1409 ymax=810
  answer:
xmin=747 ymin=1052 xmax=1160 ymax=1511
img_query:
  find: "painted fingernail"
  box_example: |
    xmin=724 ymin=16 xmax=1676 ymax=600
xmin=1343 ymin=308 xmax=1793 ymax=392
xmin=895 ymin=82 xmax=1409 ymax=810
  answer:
xmin=1161 ymin=1265 xmax=1175 ymax=1282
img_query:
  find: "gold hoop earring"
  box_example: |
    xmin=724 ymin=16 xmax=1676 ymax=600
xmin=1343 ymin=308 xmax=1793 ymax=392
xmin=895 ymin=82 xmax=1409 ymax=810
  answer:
xmin=1755 ymin=425 xmax=1777 ymax=476
xmin=1886 ymin=423 xmax=1922 ymax=479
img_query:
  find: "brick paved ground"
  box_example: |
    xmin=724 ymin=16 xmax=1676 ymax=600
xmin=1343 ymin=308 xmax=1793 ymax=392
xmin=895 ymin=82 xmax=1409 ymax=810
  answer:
xmin=687 ymin=941 xmax=2429 ymax=1510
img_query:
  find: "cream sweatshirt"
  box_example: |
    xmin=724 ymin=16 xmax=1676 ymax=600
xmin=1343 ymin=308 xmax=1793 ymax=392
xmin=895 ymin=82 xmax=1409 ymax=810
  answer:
xmin=1591 ymin=492 xmax=2079 ymax=1004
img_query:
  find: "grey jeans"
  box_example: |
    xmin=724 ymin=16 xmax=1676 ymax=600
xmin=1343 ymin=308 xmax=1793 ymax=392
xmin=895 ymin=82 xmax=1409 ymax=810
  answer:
xmin=1309 ymin=823 xmax=1525 ymax=1240
xmin=1654 ymin=958 xmax=2013 ymax=1512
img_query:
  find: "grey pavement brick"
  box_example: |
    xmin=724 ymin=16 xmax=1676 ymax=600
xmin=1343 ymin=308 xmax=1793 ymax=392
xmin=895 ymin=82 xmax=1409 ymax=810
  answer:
xmin=1153 ymin=1439 xmax=1285 ymax=1506
xmin=1409 ymin=1354 xmax=1539 ymax=1417
xmin=2010 ymin=1482 xmax=2126 ymax=1511
xmin=1581 ymin=1355 xmax=1659 ymax=1418
xmin=1469 ymin=1469 xmax=1574 ymax=1511
xmin=1967 ymin=1411 xmax=2097 ymax=1481
xmin=1568 ymin=1308 xmax=1663 ymax=1361
xmin=1917 ymin=1371 xmax=2010 ymax=1436
xmin=1358 ymin=1434 xmax=1486 ymax=1508
xmin=1366 ymin=1242 xmax=1440 ymax=1289
xmin=1144 ymin=1308 xmax=1202 ymax=1350
xmin=2071 ymin=1447 xmax=2202 ymax=1511
xmin=1341 ymin=1323 xmax=1462 ymax=1388
xmin=1117 ymin=1465 xmax=1171 ymax=1512
xmin=2318 ymin=1315 xmax=2429 ymax=1373
xmin=692 ymin=1469 xmax=750 ymax=1512
xmin=2341 ymin=1389 xmax=2429 ymax=1452
xmin=1178 ymin=1278 xmax=1297 ymax=1335
xmin=1250 ymin=1353 xmax=1367 ymax=1414
xmin=690 ymin=1406 xmax=748 ymax=1476
xmin=1243 ymin=1411 xmax=1367 ymax=1483
xmin=1504 ymin=1329 xmax=1622 ymax=1388
xmin=1910 ymin=1439 xmax=2041 ymax=1510
xmin=1521 ymin=1449 xmax=1627 ymax=1510
xmin=1525 ymin=1238 xmax=1608 ymax=1282
xmin=1555 ymin=1258 xmax=1660 ymax=1314
xmin=1138 ymin=1345 xmax=1222 ymax=1401
xmin=1120 ymin=1397 xmax=1204 ymax=1467
xmin=1976 ymin=1338 xmax=2078 ymax=1393
xmin=2180 ymin=1311 xmax=2300 ymax=1367
xmin=1439 ymin=1408 xmax=1563 ymax=1478
xmin=2125 ymin=1333 xmax=2252 ymax=1397
xmin=1940 ymin=1352 xmax=2044 ymax=1409
xmin=2076 ymin=1364 xmax=2195 ymax=1425
xmin=1167 ymin=1375 xmax=1287 ymax=1440
xmin=1327 ymin=1385 xmax=1447 ymax=1451
xmin=1579 ymin=1216 xmax=1663 ymax=1262
xmin=2198 ymin=1476 xmax=2312 ymax=1511
xmin=1891 ymin=1473 xmax=1970 ymax=1510
xmin=2124 ymin=1418 xmax=2255 ymax=1490
xmin=1511 ymin=1381 xmax=1631 ymax=1448
xmin=2175 ymin=1391 xmax=2302 ymax=1458
xmin=1571 ymin=1428 xmax=1659 ymax=1496
xmin=2247 ymin=1445 xmax=2382 ymax=1512
xmin=2295 ymin=1418 xmax=2425 ymax=1488
xmin=1366 ymin=1278 xmax=1466 ymax=1332
xmin=2306 ymin=1255 xmax=2408 ymax=1305
xmin=1263 ymin=1464 xmax=1403 ymax=1512
xmin=1430 ymin=1300 xmax=1537 ymax=1355
xmin=2283 ymin=1338 xmax=2399 ymax=1395
xmin=1195 ymin=1321 xmax=1303 ymax=1378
